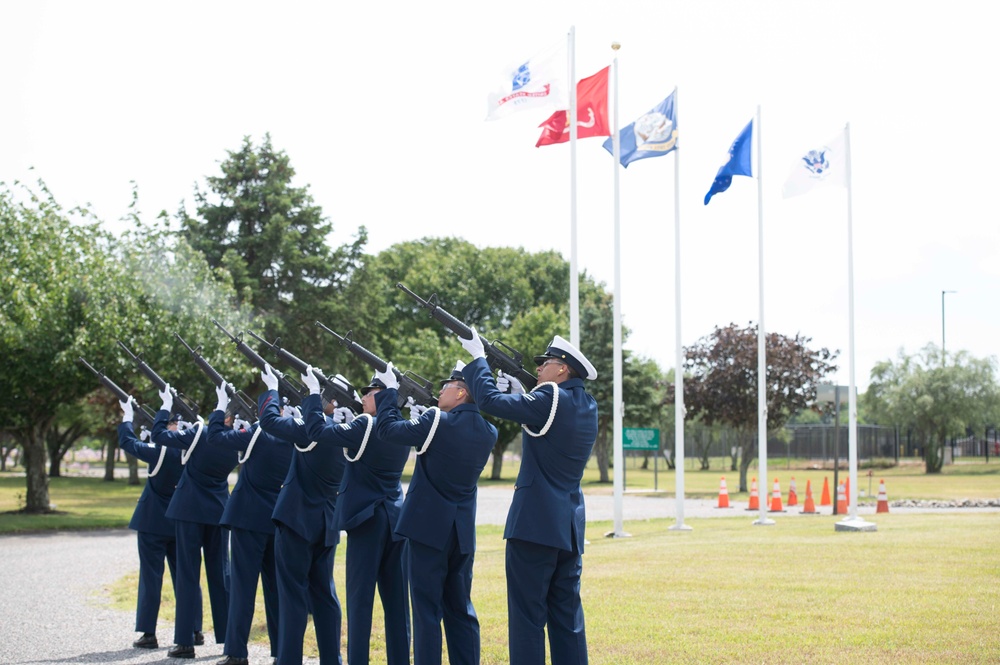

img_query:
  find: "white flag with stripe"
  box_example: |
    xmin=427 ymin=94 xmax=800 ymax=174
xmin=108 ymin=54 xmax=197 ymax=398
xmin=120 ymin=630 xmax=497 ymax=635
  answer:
xmin=485 ymin=39 xmax=568 ymax=121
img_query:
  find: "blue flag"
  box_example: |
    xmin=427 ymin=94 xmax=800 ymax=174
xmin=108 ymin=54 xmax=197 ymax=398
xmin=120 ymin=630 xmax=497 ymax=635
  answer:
xmin=603 ymin=90 xmax=677 ymax=167
xmin=704 ymin=119 xmax=754 ymax=205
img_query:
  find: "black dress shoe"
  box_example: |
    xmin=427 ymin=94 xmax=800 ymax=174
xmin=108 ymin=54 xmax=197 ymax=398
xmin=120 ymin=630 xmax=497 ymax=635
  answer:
xmin=132 ymin=633 xmax=157 ymax=649
xmin=215 ymin=657 xmax=249 ymax=665
xmin=167 ymin=644 xmax=195 ymax=659
xmin=194 ymin=631 xmax=205 ymax=646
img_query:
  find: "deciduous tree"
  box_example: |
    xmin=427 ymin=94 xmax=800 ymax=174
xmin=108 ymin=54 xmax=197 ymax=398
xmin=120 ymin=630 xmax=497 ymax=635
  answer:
xmin=0 ymin=181 xmax=251 ymax=511
xmin=864 ymin=344 xmax=1000 ymax=473
xmin=677 ymin=323 xmax=837 ymax=491
xmin=0 ymin=181 xmax=143 ymax=511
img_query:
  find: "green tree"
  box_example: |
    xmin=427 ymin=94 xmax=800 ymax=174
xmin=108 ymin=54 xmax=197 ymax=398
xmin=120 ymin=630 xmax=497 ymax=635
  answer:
xmin=0 ymin=181 xmax=144 ymax=511
xmin=179 ymin=134 xmax=367 ymax=356
xmin=353 ymin=238 xmax=573 ymax=479
xmin=864 ymin=344 xmax=1000 ymax=473
xmin=357 ymin=237 xmax=662 ymax=481
xmin=0 ymin=180 xmax=252 ymax=511
xmin=677 ymin=322 xmax=838 ymax=492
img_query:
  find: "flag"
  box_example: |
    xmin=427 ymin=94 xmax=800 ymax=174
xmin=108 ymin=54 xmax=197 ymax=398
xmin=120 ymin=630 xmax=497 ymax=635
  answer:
xmin=486 ymin=40 xmax=568 ymax=121
xmin=704 ymin=119 xmax=754 ymax=205
xmin=782 ymin=128 xmax=848 ymax=198
xmin=603 ymin=89 xmax=677 ymax=166
xmin=535 ymin=67 xmax=610 ymax=147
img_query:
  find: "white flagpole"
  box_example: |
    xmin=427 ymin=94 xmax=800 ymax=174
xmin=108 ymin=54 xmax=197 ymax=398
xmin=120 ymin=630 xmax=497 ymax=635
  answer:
xmin=836 ymin=123 xmax=875 ymax=532
xmin=668 ymin=87 xmax=691 ymax=532
xmin=753 ymin=104 xmax=774 ymax=527
xmin=568 ymin=26 xmax=579 ymax=348
xmin=609 ymin=42 xmax=628 ymax=538
xmin=845 ymin=121 xmax=861 ymax=523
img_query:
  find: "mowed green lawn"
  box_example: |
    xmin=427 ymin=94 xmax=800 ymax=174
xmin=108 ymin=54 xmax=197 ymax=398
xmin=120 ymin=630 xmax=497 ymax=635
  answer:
xmin=3 ymin=461 xmax=999 ymax=663
xmin=104 ymin=513 xmax=1000 ymax=664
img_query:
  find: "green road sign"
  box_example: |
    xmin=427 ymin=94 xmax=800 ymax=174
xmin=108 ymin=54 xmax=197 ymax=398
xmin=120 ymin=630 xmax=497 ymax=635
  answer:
xmin=623 ymin=427 xmax=660 ymax=451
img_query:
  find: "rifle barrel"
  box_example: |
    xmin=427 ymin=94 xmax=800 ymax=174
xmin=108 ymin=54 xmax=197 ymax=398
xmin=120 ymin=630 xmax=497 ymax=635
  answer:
xmin=174 ymin=332 xmax=196 ymax=354
xmin=213 ymin=319 xmax=238 ymax=341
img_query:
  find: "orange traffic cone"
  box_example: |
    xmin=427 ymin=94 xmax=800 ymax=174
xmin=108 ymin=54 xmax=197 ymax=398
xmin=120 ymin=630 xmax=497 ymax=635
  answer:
xmin=819 ymin=477 xmax=832 ymax=506
xmin=836 ymin=481 xmax=847 ymax=514
xmin=845 ymin=477 xmax=851 ymax=507
xmin=769 ymin=478 xmax=785 ymax=512
xmin=746 ymin=477 xmax=760 ymax=511
xmin=787 ymin=477 xmax=798 ymax=506
xmin=716 ymin=476 xmax=731 ymax=508
xmin=876 ymin=479 xmax=890 ymax=513
xmin=801 ymin=479 xmax=818 ymax=514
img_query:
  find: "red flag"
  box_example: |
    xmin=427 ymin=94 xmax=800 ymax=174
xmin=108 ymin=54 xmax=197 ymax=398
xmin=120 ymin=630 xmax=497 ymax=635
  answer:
xmin=535 ymin=66 xmax=610 ymax=147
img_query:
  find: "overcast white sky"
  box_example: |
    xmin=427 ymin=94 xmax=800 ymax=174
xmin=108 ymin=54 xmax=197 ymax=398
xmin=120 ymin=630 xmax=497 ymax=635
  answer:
xmin=3 ymin=1 xmax=997 ymax=390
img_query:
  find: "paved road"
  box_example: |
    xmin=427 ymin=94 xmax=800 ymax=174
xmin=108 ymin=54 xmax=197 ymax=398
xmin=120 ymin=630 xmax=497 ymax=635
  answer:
xmin=2 ymin=487 xmax=994 ymax=664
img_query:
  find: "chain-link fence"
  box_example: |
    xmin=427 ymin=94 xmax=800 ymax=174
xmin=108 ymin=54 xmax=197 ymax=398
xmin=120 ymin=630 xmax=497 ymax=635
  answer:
xmin=626 ymin=424 xmax=997 ymax=470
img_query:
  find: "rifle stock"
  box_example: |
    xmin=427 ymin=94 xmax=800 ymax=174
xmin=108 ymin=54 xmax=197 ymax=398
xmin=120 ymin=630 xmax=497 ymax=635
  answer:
xmin=315 ymin=322 xmax=438 ymax=409
xmin=395 ymin=283 xmax=538 ymax=389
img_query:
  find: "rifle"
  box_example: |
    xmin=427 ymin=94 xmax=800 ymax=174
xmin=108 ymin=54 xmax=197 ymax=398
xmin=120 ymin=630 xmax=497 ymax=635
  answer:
xmin=213 ymin=320 xmax=307 ymax=407
xmin=78 ymin=357 xmax=157 ymax=430
xmin=246 ymin=329 xmax=363 ymax=414
xmin=396 ymin=282 xmax=538 ymax=389
xmin=117 ymin=340 xmax=201 ymax=423
xmin=174 ymin=332 xmax=257 ymax=422
xmin=315 ymin=321 xmax=438 ymax=409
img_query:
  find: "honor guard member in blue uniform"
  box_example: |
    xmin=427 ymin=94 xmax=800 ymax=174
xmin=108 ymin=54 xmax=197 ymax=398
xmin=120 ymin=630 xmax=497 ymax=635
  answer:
xmin=208 ymin=383 xmax=293 ymax=665
xmin=257 ymin=364 xmax=345 ymax=665
xmin=117 ymin=398 xmax=204 ymax=651
xmin=300 ymin=368 xmax=411 ymax=665
xmin=372 ymin=360 xmax=498 ymax=665
xmin=153 ymin=383 xmax=239 ymax=659
xmin=460 ymin=333 xmax=598 ymax=665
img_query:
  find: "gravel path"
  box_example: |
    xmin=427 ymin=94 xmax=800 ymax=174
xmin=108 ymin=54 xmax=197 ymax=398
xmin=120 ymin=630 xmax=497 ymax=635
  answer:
xmin=2 ymin=487 xmax=996 ymax=664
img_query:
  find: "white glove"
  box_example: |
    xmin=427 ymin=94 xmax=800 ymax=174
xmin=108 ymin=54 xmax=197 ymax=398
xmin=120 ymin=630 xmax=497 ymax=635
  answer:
xmin=496 ymin=370 xmax=525 ymax=395
xmin=232 ymin=417 xmax=250 ymax=431
xmin=158 ymin=383 xmax=174 ymax=413
xmin=301 ymin=366 xmax=322 ymax=395
xmin=406 ymin=395 xmax=428 ymax=418
xmin=282 ymin=403 xmax=303 ymax=419
xmin=332 ymin=373 xmax=351 ymax=392
xmin=261 ymin=364 xmax=279 ymax=392
xmin=120 ymin=397 xmax=134 ymax=423
xmin=461 ymin=327 xmax=486 ymax=360
xmin=215 ymin=383 xmax=230 ymax=413
xmin=375 ymin=362 xmax=399 ymax=391
xmin=333 ymin=406 xmax=354 ymax=424
xmin=139 ymin=426 xmax=151 ymax=442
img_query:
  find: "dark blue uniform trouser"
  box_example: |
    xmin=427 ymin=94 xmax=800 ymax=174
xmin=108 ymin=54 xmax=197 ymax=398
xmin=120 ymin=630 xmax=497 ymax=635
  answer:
xmin=274 ymin=523 xmax=342 ymax=665
xmin=406 ymin=525 xmax=478 ymax=665
xmin=135 ymin=531 xmax=177 ymax=634
xmin=173 ymin=520 xmax=229 ymax=646
xmin=345 ymin=504 xmax=410 ymax=665
xmin=505 ymin=538 xmax=587 ymax=665
xmin=135 ymin=531 xmax=203 ymax=635
xmin=223 ymin=527 xmax=279 ymax=658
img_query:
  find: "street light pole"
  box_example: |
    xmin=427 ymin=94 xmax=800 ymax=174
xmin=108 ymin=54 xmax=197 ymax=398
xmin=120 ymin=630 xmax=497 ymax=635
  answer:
xmin=941 ymin=290 xmax=956 ymax=366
